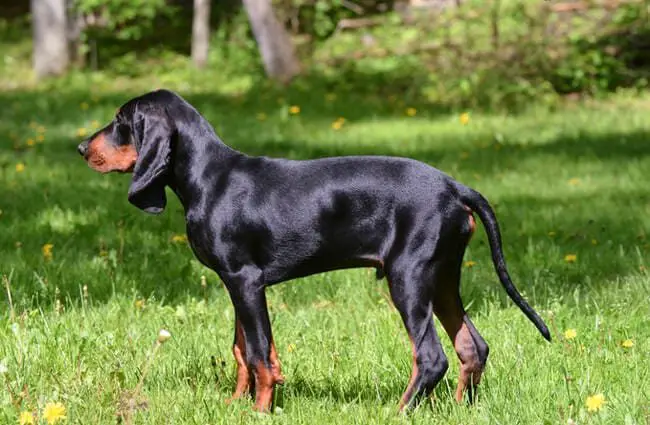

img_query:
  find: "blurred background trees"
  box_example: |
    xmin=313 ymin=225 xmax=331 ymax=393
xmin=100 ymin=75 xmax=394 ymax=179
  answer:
xmin=2 ymin=0 xmax=649 ymax=109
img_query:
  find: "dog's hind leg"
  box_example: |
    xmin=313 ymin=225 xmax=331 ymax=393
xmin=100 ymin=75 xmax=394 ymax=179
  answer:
xmin=431 ymin=212 xmax=489 ymax=403
xmin=387 ymin=258 xmax=449 ymax=411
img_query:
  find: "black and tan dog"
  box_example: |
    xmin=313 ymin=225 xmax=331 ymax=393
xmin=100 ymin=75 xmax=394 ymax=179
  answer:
xmin=77 ymin=89 xmax=550 ymax=412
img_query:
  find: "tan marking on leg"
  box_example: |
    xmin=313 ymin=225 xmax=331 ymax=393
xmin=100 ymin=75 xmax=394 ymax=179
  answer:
xmin=253 ymin=361 xmax=276 ymax=412
xmin=398 ymin=336 xmax=419 ymax=412
xmin=226 ymin=321 xmax=252 ymax=404
xmin=452 ymin=322 xmax=482 ymax=403
xmin=269 ymin=342 xmax=285 ymax=384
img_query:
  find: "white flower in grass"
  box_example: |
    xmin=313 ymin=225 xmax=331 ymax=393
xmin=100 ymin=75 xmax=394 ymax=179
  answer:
xmin=157 ymin=329 xmax=172 ymax=344
xmin=0 ymin=359 xmax=7 ymax=374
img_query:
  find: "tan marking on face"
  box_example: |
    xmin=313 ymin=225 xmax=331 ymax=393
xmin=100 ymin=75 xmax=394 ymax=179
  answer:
xmin=86 ymin=132 xmax=137 ymax=174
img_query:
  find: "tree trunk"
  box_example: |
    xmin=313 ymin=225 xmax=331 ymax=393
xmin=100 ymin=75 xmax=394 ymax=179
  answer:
xmin=31 ymin=0 xmax=69 ymax=78
xmin=192 ymin=0 xmax=211 ymax=68
xmin=242 ymin=0 xmax=300 ymax=84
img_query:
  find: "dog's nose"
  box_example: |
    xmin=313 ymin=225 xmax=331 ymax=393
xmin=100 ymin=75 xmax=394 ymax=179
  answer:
xmin=77 ymin=142 xmax=88 ymax=157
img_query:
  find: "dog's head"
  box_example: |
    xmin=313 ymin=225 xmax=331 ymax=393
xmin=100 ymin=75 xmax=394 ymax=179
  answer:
xmin=77 ymin=89 xmax=181 ymax=215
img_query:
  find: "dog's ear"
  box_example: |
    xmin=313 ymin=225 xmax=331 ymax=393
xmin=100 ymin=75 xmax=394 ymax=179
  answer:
xmin=127 ymin=110 xmax=173 ymax=214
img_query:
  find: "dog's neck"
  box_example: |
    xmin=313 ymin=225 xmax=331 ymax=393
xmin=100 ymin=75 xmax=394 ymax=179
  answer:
xmin=167 ymin=125 xmax=244 ymax=212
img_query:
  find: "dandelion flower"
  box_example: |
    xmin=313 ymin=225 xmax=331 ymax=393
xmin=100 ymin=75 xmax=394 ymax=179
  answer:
xmin=37 ymin=125 xmax=46 ymax=133
xmin=42 ymin=243 xmax=54 ymax=261
xmin=43 ymin=402 xmax=66 ymax=424
xmin=548 ymin=231 xmax=556 ymax=237
xmin=460 ymin=112 xmax=470 ymax=125
xmin=77 ymin=128 xmax=87 ymax=137
xmin=36 ymin=134 xmax=45 ymax=142
xmin=15 ymin=163 xmax=25 ymax=172
xmin=331 ymin=117 xmax=345 ymax=130
xmin=287 ymin=343 xmax=296 ymax=353
xmin=564 ymin=254 xmax=577 ymax=263
xmin=157 ymin=329 xmax=172 ymax=344
xmin=585 ymin=393 xmax=606 ymax=412
xmin=171 ymin=234 xmax=188 ymax=244
xmin=564 ymin=328 xmax=577 ymax=340
xmin=19 ymin=411 xmax=35 ymax=425
xmin=621 ymin=339 xmax=634 ymax=348
xmin=464 ymin=260 xmax=476 ymax=268
xmin=134 ymin=299 xmax=145 ymax=310
xmin=405 ymin=107 xmax=417 ymax=117
xmin=91 ymin=120 xmax=100 ymax=129
xmin=568 ymin=178 xmax=580 ymax=186
xmin=26 ymin=138 xmax=35 ymax=147
xmin=289 ymin=105 xmax=300 ymax=115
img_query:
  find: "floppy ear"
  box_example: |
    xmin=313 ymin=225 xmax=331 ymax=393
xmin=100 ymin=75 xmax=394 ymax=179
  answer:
xmin=127 ymin=111 xmax=173 ymax=214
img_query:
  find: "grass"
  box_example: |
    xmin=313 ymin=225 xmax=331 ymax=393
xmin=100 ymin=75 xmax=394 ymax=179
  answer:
xmin=0 ymin=67 xmax=649 ymax=424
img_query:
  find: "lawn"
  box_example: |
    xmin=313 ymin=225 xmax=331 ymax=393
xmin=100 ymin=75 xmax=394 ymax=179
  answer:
xmin=0 ymin=72 xmax=649 ymax=424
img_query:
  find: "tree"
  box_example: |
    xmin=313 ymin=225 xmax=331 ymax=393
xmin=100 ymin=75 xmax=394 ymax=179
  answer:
xmin=192 ymin=0 xmax=211 ymax=68
xmin=242 ymin=0 xmax=300 ymax=84
xmin=31 ymin=0 xmax=69 ymax=78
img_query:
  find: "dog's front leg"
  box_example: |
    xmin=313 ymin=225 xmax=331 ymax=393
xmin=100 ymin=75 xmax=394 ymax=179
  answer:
xmin=226 ymin=317 xmax=254 ymax=403
xmin=225 ymin=270 xmax=284 ymax=412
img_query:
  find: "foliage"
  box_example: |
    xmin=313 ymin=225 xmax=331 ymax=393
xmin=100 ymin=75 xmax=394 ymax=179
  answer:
xmin=72 ymin=0 xmax=176 ymax=40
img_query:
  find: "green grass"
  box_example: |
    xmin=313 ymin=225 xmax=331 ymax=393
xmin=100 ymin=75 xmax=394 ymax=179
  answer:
xmin=0 ymin=71 xmax=649 ymax=424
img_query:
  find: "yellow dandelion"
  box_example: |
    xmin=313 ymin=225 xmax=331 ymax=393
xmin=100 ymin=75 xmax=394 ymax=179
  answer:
xmin=287 ymin=343 xmax=296 ymax=353
xmin=289 ymin=105 xmax=300 ymax=115
xmin=331 ymin=117 xmax=345 ymax=130
xmin=43 ymin=402 xmax=66 ymax=424
xmin=15 ymin=163 xmax=25 ymax=172
xmin=464 ymin=260 xmax=476 ymax=268
xmin=42 ymin=243 xmax=54 ymax=261
xmin=36 ymin=134 xmax=45 ymax=142
xmin=564 ymin=328 xmax=577 ymax=340
xmin=171 ymin=234 xmax=188 ymax=244
xmin=76 ymin=128 xmax=87 ymax=137
xmin=37 ymin=125 xmax=46 ymax=133
xmin=621 ymin=339 xmax=634 ymax=348
xmin=564 ymin=254 xmax=577 ymax=263
xmin=91 ymin=120 xmax=100 ymax=129
xmin=460 ymin=112 xmax=470 ymax=125
xmin=548 ymin=231 xmax=556 ymax=237
xmin=405 ymin=107 xmax=417 ymax=117
xmin=134 ymin=299 xmax=145 ymax=310
xmin=568 ymin=178 xmax=580 ymax=186
xmin=80 ymin=102 xmax=89 ymax=110
xmin=26 ymin=138 xmax=35 ymax=147
xmin=256 ymin=112 xmax=267 ymax=121
xmin=585 ymin=393 xmax=606 ymax=412
xmin=591 ymin=239 xmax=598 ymax=245
xmin=19 ymin=411 xmax=35 ymax=425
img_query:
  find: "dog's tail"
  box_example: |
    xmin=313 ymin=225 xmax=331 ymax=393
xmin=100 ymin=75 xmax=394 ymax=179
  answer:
xmin=457 ymin=184 xmax=552 ymax=342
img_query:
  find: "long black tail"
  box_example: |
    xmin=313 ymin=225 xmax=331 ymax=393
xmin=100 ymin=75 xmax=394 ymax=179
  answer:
xmin=457 ymin=184 xmax=551 ymax=342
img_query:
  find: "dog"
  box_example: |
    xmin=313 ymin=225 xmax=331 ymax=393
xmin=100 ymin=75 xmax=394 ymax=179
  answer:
xmin=77 ymin=89 xmax=551 ymax=412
